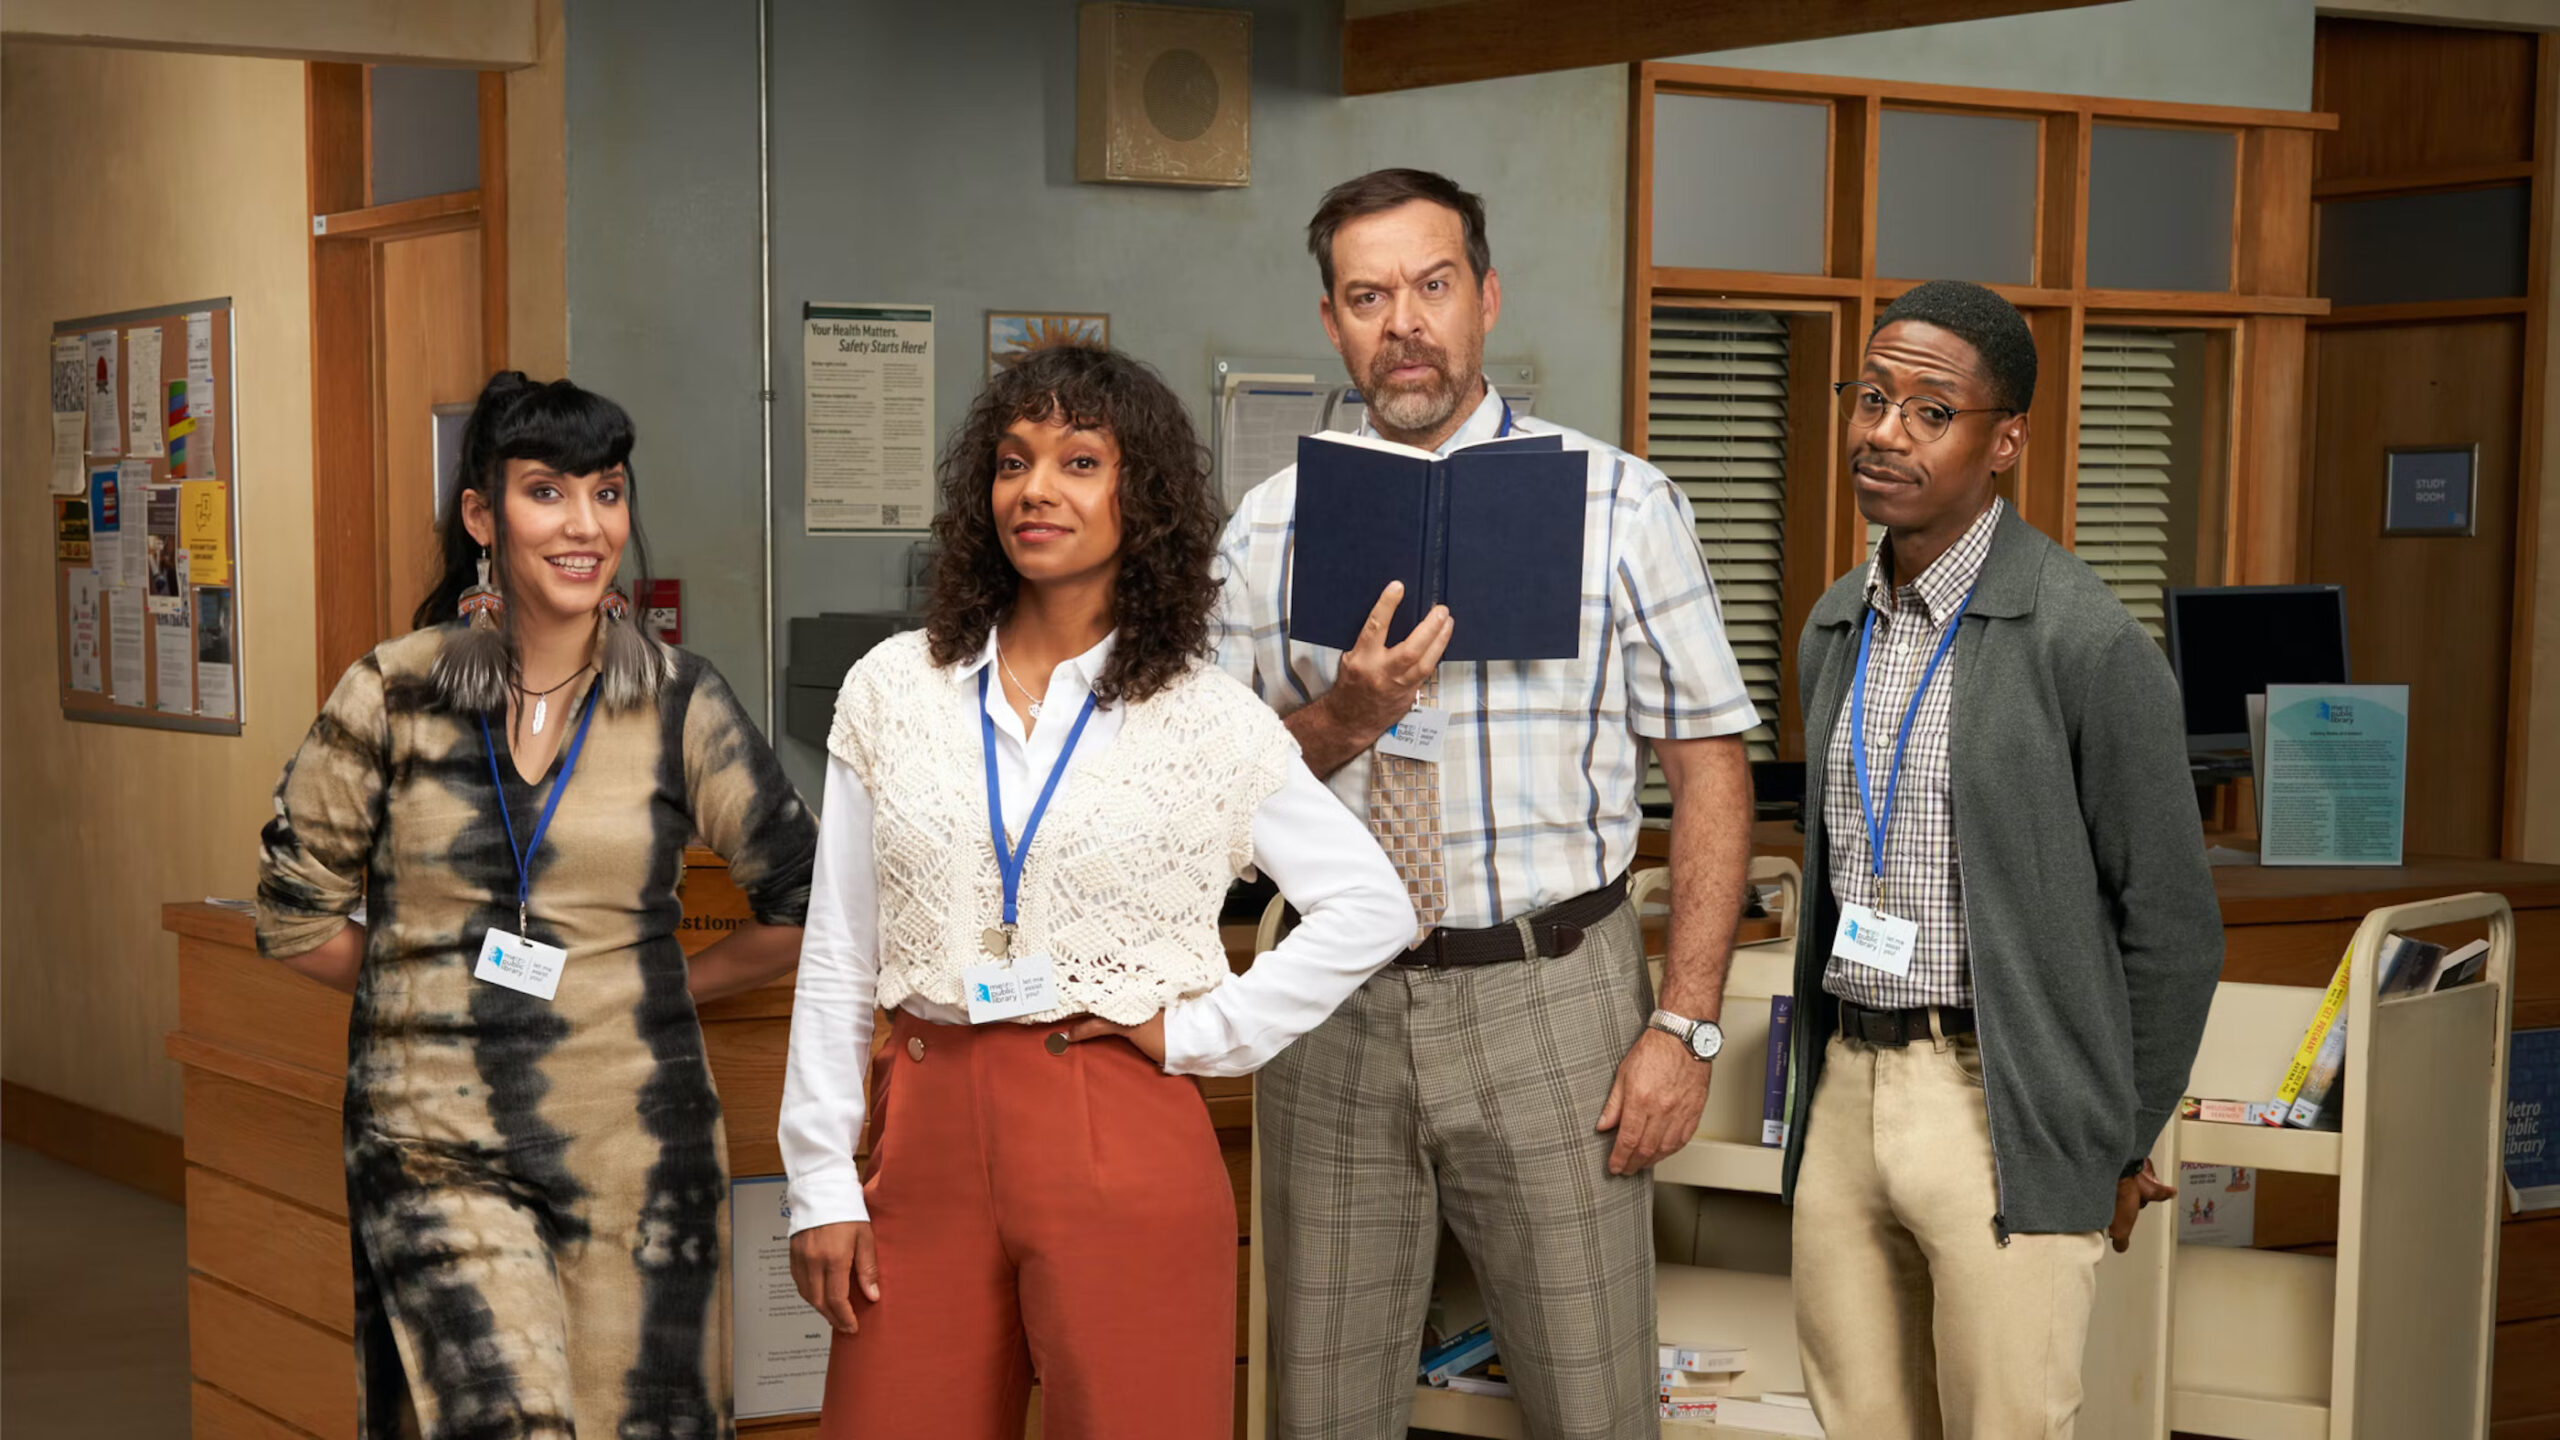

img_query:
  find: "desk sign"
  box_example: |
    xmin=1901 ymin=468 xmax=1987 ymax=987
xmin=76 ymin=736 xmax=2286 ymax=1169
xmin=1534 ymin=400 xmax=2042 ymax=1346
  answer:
xmin=2257 ymin=684 xmax=2408 ymax=867
xmin=732 ymin=1176 xmax=828 ymax=1418
xmin=2384 ymin=445 xmax=2478 ymax=536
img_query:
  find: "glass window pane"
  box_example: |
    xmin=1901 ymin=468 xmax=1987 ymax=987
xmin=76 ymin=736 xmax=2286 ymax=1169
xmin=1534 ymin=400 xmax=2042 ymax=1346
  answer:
xmin=1876 ymin=109 xmax=2037 ymax=285
xmin=2317 ymin=184 xmax=2529 ymax=308
xmin=2088 ymin=125 xmax=2235 ymax=292
xmin=370 ymin=66 xmax=481 ymax=206
xmin=1651 ymin=94 xmax=1828 ymax=275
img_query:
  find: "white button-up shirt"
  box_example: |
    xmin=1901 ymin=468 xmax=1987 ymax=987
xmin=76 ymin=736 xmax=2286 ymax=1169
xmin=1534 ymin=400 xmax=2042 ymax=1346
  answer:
xmin=779 ymin=630 xmax=1414 ymax=1233
xmin=1214 ymin=383 xmax=1760 ymax=929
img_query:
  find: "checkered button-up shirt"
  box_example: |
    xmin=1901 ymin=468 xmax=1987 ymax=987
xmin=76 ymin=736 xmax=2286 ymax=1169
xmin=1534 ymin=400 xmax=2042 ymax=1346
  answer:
xmin=1820 ymin=498 xmax=2004 ymax=1010
xmin=1214 ymin=383 xmax=1760 ymax=931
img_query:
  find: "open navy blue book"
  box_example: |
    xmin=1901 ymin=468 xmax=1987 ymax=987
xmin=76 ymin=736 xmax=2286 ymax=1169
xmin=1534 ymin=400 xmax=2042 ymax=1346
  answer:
xmin=1286 ymin=430 xmax=1587 ymax=662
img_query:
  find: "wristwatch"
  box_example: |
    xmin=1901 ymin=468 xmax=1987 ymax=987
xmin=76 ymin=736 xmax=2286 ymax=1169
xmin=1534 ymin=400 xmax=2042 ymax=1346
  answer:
xmin=1647 ymin=1009 xmax=1724 ymax=1062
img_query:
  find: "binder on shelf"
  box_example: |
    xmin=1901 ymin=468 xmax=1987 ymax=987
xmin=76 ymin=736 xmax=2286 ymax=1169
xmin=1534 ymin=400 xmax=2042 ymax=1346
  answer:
xmin=1286 ymin=430 xmax=1585 ymax=662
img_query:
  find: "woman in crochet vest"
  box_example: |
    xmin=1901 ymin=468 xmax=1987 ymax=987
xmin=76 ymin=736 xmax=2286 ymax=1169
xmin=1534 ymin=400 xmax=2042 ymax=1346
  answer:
xmin=780 ymin=345 xmax=1415 ymax=1438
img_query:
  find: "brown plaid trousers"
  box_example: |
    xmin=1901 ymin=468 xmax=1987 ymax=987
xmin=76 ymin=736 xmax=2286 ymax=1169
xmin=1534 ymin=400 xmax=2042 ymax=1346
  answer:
xmin=1257 ymin=897 xmax=1658 ymax=1439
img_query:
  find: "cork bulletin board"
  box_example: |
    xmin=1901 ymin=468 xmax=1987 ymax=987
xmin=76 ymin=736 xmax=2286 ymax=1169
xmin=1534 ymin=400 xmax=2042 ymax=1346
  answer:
xmin=49 ymin=298 xmax=244 ymax=733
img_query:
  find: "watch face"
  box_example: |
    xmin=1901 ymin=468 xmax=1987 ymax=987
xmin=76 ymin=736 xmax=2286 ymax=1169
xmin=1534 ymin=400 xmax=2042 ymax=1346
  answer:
xmin=1688 ymin=1021 xmax=1723 ymax=1061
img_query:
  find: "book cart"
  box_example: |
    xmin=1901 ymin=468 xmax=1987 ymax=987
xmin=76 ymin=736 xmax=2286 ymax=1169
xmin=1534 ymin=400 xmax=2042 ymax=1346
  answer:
xmin=2082 ymin=890 xmax=2515 ymax=1440
xmin=1243 ymin=881 xmax=2514 ymax=1440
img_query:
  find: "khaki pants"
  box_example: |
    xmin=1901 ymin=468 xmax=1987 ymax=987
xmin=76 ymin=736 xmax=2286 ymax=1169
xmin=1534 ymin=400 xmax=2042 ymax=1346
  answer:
xmin=1793 ymin=1029 xmax=2106 ymax=1440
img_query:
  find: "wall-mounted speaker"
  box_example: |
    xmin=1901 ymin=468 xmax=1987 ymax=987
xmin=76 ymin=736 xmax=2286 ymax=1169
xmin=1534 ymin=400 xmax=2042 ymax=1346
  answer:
xmin=1076 ymin=4 xmax=1252 ymax=188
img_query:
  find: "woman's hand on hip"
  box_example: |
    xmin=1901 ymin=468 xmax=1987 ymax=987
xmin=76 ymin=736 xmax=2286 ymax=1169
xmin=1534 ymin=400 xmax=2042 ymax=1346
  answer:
xmin=1065 ymin=1009 xmax=1167 ymax=1064
xmin=789 ymin=1220 xmax=879 ymax=1334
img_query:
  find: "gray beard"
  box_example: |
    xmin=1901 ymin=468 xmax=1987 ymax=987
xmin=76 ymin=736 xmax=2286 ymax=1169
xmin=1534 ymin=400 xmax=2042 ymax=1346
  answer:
xmin=1368 ymin=373 xmax=1462 ymax=437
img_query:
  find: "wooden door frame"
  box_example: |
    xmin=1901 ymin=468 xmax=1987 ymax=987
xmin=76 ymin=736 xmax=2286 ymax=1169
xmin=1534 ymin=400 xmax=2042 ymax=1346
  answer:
xmin=306 ymin=62 xmax=509 ymax=703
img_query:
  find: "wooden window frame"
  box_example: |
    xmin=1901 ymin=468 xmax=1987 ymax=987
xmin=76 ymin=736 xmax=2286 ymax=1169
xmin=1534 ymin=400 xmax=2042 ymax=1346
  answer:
xmin=1626 ymin=61 xmax=2334 ymax=762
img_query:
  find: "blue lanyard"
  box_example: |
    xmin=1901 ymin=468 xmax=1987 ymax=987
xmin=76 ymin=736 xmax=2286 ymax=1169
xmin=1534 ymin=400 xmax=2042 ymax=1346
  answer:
xmin=1848 ymin=586 xmax=1976 ymax=896
xmin=1495 ymin=399 xmax=1515 ymax=437
xmin=979 ymin=666 xmax=1101 ymax=932
xmin=479 ymin=689 xmax=601 ymax=938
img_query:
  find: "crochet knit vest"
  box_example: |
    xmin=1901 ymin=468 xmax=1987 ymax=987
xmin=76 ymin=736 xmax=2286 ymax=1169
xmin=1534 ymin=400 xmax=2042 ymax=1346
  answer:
xmin=827 ymin=630 xmax=1297 ymax=1025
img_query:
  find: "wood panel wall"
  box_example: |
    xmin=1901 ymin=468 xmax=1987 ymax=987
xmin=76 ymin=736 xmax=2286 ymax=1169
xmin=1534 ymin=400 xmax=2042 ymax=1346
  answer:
xmin=2306 ymin=21 xmax=2553 ymax=863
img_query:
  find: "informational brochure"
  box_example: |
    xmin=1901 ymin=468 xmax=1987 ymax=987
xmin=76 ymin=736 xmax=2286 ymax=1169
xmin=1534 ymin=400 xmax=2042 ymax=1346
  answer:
xmin=67 ymin=569 xmax=103 ymax=692
xmin=184 ymin=311 xmax=216 ymax=479
xmin=2256 ymin=683 xmax=2409 ymax=867
xmin=50 ymin=335 xmax=87 ymax=494
xmin=194 ymin=586 xmax=237 ymax=720
xmin=126 ymin=324 xmax=164 ymax=457
xmin=109 ymin=586 xmax=149 ymax=707
xmin=151 ymin=596 xmax=192 ymax=712
xmin=730 ymin=1176 xmax=829 ymax=1418
xmin=803 ymin=302 xmax=933 ymax=534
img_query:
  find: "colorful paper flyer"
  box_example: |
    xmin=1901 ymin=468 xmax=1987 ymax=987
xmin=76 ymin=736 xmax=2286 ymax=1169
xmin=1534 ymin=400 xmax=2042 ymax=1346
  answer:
xmin=56 ymin=495 xmax=92 ymax=565
xmin=180 ymin=480 xmax=230 ymax=586
xmin=2256 ymin=684 xmax=2410 ymax=867
xmin=84 ymin=330 xmax=119 ymax=456
xmin=145 ymin=485 xmax=182 ymax=597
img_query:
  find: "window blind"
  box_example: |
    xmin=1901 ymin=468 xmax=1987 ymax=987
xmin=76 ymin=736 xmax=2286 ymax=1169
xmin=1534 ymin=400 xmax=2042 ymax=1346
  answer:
xmin=1641 ymin=308 xmax=1788 ymax=803
xmin=2074 ymin=328 xmax=2178 ymax=640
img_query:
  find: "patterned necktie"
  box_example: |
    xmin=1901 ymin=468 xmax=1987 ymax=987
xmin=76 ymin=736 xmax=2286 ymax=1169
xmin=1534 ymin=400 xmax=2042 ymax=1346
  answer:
xmin=1367 ymin=672 xmax=1447 ymax=943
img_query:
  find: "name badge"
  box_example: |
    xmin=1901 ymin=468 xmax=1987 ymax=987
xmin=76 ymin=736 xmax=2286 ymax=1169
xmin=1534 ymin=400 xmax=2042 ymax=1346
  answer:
xmin=1376 ymin=706 xmax=1450 ymax=763
xmin=963 ymin=952 xmax=1059 ymax=1024
xmin=1830 ymin=902 xmax=1918 ymax=978
xmin=474 ymin=927 xmax=567 ymax=1000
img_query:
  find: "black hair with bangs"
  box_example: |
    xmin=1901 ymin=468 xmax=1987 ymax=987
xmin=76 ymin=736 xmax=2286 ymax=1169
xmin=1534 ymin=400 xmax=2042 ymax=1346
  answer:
xmin=412 ymin=370 xmax=653 ymax=631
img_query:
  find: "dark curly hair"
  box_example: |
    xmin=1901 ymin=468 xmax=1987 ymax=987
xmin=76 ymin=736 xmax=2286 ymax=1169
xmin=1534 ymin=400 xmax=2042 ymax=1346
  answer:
xmin=924 ymin=344 xmax=1221 ymax=706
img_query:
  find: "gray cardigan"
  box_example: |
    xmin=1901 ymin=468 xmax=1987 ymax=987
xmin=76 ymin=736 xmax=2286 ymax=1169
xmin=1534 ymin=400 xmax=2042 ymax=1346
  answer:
xmin=1777 ymin=506 xmax=2224 ymax=1236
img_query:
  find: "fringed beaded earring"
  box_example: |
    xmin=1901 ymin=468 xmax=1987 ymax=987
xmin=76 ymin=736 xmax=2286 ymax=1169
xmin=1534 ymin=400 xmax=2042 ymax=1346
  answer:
xmin=595 ymin=584 xmax=672 ymax=709
xmin=433 ymin=547 xmax=512 ymax=713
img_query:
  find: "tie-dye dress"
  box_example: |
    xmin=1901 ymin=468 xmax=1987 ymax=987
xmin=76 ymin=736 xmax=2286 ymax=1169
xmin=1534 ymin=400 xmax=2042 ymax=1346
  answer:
xmin=255 ymin=625 xmax=817 ymax=1440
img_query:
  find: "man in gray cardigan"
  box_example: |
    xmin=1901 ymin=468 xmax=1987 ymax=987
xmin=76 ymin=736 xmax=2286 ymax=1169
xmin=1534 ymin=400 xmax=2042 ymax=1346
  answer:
xmin=1780 ymin=280 xmax=2223 ymax=1438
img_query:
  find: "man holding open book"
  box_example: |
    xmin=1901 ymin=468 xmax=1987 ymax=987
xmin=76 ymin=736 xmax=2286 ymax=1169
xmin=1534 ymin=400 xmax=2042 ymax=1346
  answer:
xmin=1215 ymin=167 xmax=1759 ymax=1439
xmin=1780 ymin=280 xmax=2224 ymax=1438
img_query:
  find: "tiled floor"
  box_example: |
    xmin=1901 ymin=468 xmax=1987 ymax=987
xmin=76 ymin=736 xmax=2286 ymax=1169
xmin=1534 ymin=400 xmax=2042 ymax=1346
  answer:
xmin=2 ymin=1143 xmax=191 ymax=1437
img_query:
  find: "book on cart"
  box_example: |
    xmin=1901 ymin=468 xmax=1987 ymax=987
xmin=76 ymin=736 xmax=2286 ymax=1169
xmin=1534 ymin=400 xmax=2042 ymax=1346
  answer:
xmin=1762 ymin=994 xmax=1795 ymax=1147
xmin=1418 ymin=1320 xmax=1497 ymax=1386
xmin=2507 ymin=1027 xmax=2560 ymax=1213
xmin=2270 ymin=945 xmax=2352 ymax=1121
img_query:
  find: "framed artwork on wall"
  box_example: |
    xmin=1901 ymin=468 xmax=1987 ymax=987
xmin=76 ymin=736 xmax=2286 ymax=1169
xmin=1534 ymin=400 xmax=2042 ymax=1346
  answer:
xmin=987 ymin=312 xmax=1109 ymax=378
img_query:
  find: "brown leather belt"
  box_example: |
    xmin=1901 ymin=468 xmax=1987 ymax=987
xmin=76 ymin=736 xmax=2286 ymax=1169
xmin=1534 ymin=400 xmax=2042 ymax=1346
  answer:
xmin=1392 ymin=874 xmax=1630 ymax=969
xmin=1836 ymin=997 xmax=1976 ymax=1047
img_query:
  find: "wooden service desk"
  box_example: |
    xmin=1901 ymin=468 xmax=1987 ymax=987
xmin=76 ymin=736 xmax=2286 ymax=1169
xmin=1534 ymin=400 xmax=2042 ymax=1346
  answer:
xmin=164 ymin=850 xmax=1261 ymax=1440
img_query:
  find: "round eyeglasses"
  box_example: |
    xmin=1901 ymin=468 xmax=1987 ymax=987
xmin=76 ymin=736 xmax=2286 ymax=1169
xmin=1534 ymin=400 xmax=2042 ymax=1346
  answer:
xmin=1833 ymin=381 xmax=2014 ymax=445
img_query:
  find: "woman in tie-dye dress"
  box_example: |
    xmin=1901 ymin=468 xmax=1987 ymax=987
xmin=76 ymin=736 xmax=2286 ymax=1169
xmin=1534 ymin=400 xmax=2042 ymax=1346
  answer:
xmin=256 ymin=372 xmax=817 ymax=1439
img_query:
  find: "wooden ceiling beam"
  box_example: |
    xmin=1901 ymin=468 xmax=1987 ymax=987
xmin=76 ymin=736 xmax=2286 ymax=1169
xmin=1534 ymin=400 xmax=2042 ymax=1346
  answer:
xmin=1341 ymin=0 xmax=2122 ymax=95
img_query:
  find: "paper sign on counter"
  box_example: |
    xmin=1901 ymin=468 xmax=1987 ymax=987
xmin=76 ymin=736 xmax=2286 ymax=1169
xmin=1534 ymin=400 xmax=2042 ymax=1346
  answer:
xmin=731 ymin=1177 xmax=829 ymax=1417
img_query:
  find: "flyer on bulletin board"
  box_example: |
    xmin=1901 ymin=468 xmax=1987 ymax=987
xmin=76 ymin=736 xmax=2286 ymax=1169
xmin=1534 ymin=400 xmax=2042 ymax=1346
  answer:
xmin=180 ymin=481 xmax=230 ymax=587
xmin=2256 ymin=683 xmax=2409 ymax=867
xmin=803 ymin=302 xmax=935 ymax=534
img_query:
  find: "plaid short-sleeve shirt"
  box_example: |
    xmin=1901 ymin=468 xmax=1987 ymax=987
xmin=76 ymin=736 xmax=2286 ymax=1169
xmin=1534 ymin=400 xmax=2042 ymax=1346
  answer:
xmin=1819 ymin=498 xmax=2004 ymax=1010
xmin=1213 ymin=384 xmax=1760 ymax=931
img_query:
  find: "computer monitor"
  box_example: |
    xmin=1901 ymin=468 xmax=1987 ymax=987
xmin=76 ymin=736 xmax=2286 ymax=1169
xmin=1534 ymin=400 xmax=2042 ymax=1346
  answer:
xmin=2164 ymin=585 xmax=2351 ymax=756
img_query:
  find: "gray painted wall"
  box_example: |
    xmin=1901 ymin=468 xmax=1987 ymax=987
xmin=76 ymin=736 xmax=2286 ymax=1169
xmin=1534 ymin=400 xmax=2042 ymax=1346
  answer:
xmin=564 ymin=0 xmax=2316 ymax=798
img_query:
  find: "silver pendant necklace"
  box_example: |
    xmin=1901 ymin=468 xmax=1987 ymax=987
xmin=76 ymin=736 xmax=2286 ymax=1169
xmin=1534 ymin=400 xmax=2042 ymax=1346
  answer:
xmin=995 ymin=644 xmax=1047 ymax=719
